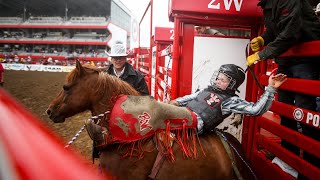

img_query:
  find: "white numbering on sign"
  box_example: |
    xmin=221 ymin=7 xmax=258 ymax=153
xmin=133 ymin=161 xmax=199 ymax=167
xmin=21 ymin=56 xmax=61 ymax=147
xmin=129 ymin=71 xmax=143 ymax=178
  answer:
xmin=208 ymin=0 xmax=244 ymax=12
xmin=170 ymin=29 xmax=174 ymax=40
xmin=208 ymin=0 xmax=220 ymax=9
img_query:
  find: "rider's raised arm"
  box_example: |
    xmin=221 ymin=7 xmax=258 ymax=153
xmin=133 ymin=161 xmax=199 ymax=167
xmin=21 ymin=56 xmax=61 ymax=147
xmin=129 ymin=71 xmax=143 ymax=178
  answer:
xmin=221 ymin=73 xmax=287 ymax=116
xmin=221 ymin=86 xmax=277 ymax=116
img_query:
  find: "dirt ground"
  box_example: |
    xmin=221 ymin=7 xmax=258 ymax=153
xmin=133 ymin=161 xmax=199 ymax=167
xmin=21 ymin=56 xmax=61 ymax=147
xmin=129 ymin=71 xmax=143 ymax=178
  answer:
xmin=3 ymin=70 xmax=97 ymax=167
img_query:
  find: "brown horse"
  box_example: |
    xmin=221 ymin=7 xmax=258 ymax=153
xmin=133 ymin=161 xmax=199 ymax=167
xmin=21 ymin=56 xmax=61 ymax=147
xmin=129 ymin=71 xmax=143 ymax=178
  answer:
xmin=47 ymin=60 xmax=256 ymax=180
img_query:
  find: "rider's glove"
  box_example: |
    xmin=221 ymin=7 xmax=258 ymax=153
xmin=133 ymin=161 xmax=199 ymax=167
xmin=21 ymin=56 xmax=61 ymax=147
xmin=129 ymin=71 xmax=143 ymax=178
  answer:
xmin=250 ymin=36 xmax=264 ymax=52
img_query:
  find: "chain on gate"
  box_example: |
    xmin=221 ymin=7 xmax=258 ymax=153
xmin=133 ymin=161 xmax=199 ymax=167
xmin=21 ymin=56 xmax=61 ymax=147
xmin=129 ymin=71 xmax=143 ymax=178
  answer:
xmin=163 ymin=45 xmax=172 ymax=103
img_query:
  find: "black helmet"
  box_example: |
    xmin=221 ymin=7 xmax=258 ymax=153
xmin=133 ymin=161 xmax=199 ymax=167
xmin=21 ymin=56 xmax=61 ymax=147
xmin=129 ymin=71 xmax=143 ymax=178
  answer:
xmin=210 ymin=64 xmax=245 ymax=91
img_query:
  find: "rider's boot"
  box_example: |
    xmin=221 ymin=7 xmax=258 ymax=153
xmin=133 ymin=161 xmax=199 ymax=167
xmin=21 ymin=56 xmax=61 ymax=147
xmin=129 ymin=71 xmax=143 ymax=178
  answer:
xmin=85 ymin=120 xmax=108 ymax=149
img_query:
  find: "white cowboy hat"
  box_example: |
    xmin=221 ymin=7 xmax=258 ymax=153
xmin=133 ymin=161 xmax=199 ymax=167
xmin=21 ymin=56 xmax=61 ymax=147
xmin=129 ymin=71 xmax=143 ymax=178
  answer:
xmin=316 ymin=3 xmax=320 ymax=13
xmin=107 ymin=42 xmax=128 ymax=57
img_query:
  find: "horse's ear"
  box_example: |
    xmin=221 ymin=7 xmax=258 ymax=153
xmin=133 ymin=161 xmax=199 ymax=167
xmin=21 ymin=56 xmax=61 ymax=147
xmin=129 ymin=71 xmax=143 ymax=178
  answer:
xmin=75 ymin=59 xmax=86 ymax=76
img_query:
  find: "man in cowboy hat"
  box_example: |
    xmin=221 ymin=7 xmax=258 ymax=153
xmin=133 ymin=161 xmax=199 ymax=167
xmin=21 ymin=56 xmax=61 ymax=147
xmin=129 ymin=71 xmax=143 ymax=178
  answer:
xmin=88 ymin=42 xmax=149 ymax=159
xmin=106 ymin=42 xmax=149 ymax=95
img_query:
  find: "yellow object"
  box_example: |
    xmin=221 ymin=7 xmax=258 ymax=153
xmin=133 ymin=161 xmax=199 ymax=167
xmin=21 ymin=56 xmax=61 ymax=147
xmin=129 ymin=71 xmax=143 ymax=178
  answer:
xmin=250 ymin=36 xmax=264 ymax=52
xmin=90 ymin=61 xmax=96 ymax=67
xmin=246 ymin=52 xmax=260 ymax=66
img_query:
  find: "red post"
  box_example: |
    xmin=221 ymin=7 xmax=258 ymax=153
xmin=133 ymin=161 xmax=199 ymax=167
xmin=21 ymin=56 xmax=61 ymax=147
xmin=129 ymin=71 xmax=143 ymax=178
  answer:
xmin=171 ymin=17 xmax=180 ymax=99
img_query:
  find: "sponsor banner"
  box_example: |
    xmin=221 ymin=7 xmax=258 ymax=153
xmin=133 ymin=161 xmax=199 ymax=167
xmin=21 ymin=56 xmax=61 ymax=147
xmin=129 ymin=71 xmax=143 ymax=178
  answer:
xmin=42 ymin=65 xmax=63 ymax=72
xmin=130 ymin=17 xmax=139 ymax=49
xmin=2 ymin=63 xmax=75 ymax=72
xmin=24 ymin=64 xmax=42 ymax=71
xmin=1 ymin=63 xmax=9 ymax=70
xmin=293 ymin=107 xmax=320 ymax=129
xmin=61 ymin=66 xmax=75 ymax=72
xmin=2 ymin=63 xmax=24 ymax=70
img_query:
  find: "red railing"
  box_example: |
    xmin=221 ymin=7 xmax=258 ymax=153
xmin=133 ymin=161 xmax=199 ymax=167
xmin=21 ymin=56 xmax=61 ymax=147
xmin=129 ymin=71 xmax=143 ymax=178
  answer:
xmin=247 ymin=40 xmax=320 ymax=180
xmin=137 ymin=48 xmax=151 ymax=91
xmin=155 ymin=45 xmax=173 ymax=102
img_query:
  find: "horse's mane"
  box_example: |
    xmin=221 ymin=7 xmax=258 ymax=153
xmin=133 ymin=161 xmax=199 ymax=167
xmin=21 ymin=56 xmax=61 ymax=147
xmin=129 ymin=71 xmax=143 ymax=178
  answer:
xmin=96 ymin=71 xmax=140 ymax=96
xmin=67 ymin=64 xmax=140 ymax=110
xmin=66 ymin=64 xmax=98 ymax=83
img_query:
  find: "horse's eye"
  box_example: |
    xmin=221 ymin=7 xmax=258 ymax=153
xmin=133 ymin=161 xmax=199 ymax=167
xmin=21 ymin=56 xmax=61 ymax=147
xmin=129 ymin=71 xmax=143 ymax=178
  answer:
xmin=63 ymin=85 xmax=70 ymax=91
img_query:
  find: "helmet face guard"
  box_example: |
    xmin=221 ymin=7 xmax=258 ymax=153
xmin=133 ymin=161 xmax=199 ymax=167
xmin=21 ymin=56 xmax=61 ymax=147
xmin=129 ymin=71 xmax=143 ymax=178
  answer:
xmin=210 ymin=64 xmax=245 ymax=92
xmin=210 ymin=71 xmax=235 ymax=91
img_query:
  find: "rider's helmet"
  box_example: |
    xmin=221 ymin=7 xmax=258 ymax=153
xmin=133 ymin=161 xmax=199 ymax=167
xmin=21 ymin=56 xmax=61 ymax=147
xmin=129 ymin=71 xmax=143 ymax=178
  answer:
xmin=210 ymin=64 xmax=246 ymax=92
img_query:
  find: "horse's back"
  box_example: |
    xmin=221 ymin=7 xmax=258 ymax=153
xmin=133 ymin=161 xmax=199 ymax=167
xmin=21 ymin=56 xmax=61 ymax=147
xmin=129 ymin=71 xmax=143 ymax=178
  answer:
xmin=99 ymin=133 xmax=233 ymax=180
xmin=156 ymin=133 xmax=232 ymax=180
xmin=99 ymin=141 xmax=158 ymax=180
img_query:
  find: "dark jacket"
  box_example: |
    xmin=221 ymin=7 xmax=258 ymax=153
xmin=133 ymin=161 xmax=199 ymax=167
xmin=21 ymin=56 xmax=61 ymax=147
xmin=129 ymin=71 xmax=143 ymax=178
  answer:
xmin=258 ymin=0 xmax=320 ymax=66
xmin=107 ymin=62 xmax=149 ymax=95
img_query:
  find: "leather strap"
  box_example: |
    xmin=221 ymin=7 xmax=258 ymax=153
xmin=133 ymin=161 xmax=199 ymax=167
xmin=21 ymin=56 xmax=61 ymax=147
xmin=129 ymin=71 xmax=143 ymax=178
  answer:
xmin=148 ymin=152 xmax=165 ymax=179
xmin=245 ymin=43 xmax=264 ymax=91
xmin=216 ymin=131 xmax=244 ymax=180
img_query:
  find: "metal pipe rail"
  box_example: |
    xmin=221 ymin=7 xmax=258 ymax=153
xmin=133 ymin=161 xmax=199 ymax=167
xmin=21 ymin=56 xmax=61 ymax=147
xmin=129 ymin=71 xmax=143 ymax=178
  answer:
xmin=249 ymin=40 xmax=320 ymax=180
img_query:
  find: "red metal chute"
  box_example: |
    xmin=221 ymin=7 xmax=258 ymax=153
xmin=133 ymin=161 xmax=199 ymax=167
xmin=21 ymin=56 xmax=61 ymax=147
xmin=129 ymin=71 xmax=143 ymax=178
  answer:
xmin=0 ymin=89 xmax=108 ymax=180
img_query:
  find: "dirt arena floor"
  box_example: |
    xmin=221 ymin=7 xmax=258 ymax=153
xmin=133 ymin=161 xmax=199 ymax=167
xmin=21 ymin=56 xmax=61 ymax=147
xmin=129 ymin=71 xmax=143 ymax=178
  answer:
xmin=3 ymin=70 xmax=97 ymax=168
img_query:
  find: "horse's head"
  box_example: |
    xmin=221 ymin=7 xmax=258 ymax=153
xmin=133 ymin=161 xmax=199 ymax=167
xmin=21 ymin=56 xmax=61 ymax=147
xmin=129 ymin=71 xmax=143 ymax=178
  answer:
xmin=46 ymin=60 xmax=102 ymax=123
xmin=47 ymin=60 xmax=140 ymax=123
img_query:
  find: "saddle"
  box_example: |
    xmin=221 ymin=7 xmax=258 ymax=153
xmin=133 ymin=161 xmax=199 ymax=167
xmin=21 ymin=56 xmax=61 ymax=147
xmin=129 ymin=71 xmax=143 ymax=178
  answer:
xmin=98 ymin=95 xmax=199 ymax=160
xmin=108 ymin=95 xmax=197 ymax=142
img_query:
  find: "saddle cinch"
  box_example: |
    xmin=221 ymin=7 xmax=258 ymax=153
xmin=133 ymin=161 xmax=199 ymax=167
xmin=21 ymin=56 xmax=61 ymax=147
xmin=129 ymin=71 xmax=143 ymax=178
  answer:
xmin=95 ymin=95 xmax=199 ymax=159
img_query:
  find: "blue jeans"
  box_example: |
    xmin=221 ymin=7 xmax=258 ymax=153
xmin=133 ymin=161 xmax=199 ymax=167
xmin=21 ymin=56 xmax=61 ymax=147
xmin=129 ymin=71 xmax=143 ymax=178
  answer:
xmin=277 ymin=63 xmax=320 ymax=167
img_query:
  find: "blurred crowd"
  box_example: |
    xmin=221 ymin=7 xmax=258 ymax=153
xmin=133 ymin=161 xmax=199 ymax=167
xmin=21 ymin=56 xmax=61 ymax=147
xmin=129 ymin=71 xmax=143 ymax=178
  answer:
xmin=0 ymin=55 xmax=109 ymax=67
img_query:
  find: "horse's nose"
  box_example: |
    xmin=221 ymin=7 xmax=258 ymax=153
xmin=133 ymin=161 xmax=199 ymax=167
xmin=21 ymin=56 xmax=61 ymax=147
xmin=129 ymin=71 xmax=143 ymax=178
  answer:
xmin=46 ymin=108 xmax=52 ymax=116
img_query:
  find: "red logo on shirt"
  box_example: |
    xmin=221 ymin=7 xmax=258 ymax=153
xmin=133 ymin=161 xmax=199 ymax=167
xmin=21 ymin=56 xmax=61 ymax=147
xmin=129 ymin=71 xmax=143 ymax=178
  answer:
xmin=204 ymin=93 xmax=221 ymax=108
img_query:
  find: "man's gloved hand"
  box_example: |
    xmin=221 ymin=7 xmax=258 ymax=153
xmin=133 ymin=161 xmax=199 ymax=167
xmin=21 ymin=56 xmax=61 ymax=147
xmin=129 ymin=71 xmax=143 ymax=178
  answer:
xmin=250 ymin=36 xmax=264 ymax=52
xmin=246 ymin=52 xmax=260 ymax=67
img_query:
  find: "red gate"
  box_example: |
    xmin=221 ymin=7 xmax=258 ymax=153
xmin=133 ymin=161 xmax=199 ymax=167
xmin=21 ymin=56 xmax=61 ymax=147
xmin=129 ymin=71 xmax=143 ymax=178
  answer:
xmin=248 ymin=41 xmax=320 ymax=180
xmin=132 ymin=0 xmax=320 ymax=179
xmin=166 ymin=0 xmax=320 ymax=179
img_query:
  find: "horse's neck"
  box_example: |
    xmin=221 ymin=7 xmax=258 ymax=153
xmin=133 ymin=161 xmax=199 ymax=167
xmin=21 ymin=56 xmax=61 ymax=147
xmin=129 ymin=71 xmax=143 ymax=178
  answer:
xmin=91 ymin=75 xmax=137 ymax=116
xmin=91 ymin=92 xmax=118 ymax=116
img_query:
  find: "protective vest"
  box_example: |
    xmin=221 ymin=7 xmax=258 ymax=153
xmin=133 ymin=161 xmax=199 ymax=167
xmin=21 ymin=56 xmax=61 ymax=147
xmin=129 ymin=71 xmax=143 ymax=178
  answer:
xmin=186 ymin=88 xmax=234 ymax=133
